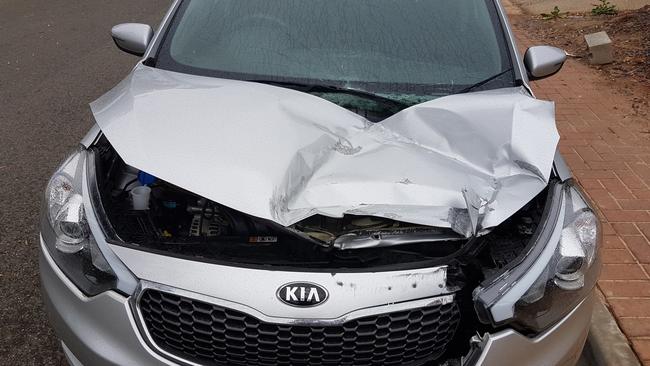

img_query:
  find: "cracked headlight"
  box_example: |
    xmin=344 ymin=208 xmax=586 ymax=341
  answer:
xmin=474 ymin=180 xmax=601 ymax=333
xmin=42 ymin=147 xmax=118 ymax=296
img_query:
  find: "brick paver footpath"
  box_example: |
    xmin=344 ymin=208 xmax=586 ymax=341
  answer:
xmin=508 ymin=9 xmax=650 ymax=365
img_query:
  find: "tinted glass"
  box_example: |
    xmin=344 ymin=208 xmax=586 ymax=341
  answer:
xmin=157 ymin=0 xmax=514 ymax=97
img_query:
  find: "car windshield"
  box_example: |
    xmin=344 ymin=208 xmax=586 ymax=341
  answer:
xmin=156 ymin=0 xmax=515 ymax=103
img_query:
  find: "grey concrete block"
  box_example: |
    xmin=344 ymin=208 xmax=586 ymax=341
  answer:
xmin=585 ymin=31 xmax=614 ymax=65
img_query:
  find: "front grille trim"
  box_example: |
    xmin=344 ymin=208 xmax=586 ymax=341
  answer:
xmin=132 ymin=280 xmax=458 ymax=366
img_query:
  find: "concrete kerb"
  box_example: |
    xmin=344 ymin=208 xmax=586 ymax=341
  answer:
xmin=584 ymin=290 xmax=641 ymax=366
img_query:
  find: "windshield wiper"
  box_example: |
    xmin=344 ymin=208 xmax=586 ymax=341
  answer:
xmin=248 ymin=79 xmax=410 ymax=112
xmin=455 ymin=68 xmax=514 ymax=94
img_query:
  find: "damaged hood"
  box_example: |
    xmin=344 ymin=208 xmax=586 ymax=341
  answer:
xmin=91 ymin=65 xmax=559 ymax=236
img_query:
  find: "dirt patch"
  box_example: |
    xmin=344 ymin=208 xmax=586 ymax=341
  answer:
xmin=510 ymin=6 xmax=650 ymax=126
xmin=511 ymin=0 xmax=650 ymax=13
xmin=512 ymin=6 xmax=649 ymax=83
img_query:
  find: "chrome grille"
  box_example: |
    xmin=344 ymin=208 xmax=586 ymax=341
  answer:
xmin=138 ymin=289 xmax=460 ymax=366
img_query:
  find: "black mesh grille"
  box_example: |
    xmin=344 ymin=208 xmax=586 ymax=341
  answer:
xmin=138 ymin=289 xmax=460 ymax=366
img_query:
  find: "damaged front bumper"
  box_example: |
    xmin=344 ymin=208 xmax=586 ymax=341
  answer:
xmin=40 ymin=235 xmax=593 ymax=366
xmin=465 ymin=294 xmax=593 ymax=366
xmin=40 ymin=142 xmax=600 ymax=365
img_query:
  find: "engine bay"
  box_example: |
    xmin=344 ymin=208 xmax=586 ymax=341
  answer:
xmin=91 ymin=136 xmax=548 ymax=272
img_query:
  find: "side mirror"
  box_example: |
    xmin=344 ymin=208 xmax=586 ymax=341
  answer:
xmin=523 ymin=46 xmax=567 ymax=80
xmin=111 ymin=23 xmax=154 ymax=57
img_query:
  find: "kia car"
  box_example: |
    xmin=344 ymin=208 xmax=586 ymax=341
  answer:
xmin=40 ymin=0 xmax=600 ymax=365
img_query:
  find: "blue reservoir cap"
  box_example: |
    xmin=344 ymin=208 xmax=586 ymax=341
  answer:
xmin=138 ymin=171 xmax=157 ymax=186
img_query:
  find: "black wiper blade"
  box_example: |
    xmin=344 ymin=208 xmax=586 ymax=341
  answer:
xmin=247 ymin=79 xmax=311 ymax=91
xmin=248 ymin=79 xmax=409 ymax=111
xmin=308 ymin=84 xmax=410 ymax=111
xmin=455 ymin=68 xmax=514 ymax=94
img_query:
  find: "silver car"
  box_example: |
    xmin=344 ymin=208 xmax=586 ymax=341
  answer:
xmin=40 ymin=0 xmax=600 ymax=365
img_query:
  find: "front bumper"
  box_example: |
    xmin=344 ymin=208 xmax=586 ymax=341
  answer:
xmin=39 ymin=238 xmax=171 ymax=366
xmin=40 ymin=237 xmax=593 ymax=366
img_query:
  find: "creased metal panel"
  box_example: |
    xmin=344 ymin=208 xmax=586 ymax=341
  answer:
xmin=91 ymin=65 xmax=558 ymax=236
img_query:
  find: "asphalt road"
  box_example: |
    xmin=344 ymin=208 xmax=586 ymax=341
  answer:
xmin=0 ymin=1 xmax=169 ymax=364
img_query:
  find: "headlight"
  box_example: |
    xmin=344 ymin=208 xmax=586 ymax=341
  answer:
xmin=42 ymin=147 xmax=118 ymax=296
xmin=474 ymin=180 xmax=601 ymax=333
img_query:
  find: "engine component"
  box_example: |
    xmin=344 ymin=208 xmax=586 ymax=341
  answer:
xmin=186 ymin=200 xmax=229 ymax=237
xmin=333 ymin=229 xmax=465 ymax=250
xmin=189 ymin=215 xmax=222 ymax=237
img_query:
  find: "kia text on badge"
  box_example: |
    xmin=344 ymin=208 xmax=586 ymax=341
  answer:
xmin=277 ymin=282 xmax=329 ymax=307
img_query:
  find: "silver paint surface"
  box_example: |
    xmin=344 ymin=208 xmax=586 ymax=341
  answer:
xmin=524 ymin=46 xmax=567 ymax=80
xmin=91 ymin=65 xmax=559 ymax=235
xmin=110 ymin=244 xmax=451 ymax=320
xmin=111 ymin=23 xmax=153 ymax=56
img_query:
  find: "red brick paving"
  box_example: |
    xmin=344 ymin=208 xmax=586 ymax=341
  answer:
xmin=505 ymin=3 xmax=650 ymax=364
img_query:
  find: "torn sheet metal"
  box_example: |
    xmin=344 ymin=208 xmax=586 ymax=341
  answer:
xmin=91 ymin=65 xmax=559 ymax=236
